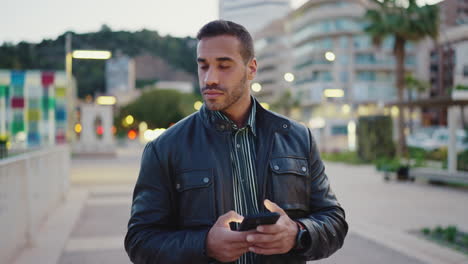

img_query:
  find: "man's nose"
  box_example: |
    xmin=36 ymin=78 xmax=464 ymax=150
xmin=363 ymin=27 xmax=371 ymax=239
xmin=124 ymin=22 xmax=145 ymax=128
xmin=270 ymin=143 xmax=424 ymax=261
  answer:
xmin=204 ymin=69 xmax=219 ymax=86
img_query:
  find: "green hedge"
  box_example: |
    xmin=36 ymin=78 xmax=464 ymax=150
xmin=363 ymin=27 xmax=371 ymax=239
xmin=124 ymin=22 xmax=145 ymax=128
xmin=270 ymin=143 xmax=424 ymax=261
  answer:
xmin=357 ymin=115 xmax=396 ymax=162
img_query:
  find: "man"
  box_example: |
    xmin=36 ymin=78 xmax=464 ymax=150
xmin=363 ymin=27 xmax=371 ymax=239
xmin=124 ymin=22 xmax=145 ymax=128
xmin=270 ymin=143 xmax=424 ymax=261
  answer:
xmin=125 ymin=20 xmax=348 ymax=264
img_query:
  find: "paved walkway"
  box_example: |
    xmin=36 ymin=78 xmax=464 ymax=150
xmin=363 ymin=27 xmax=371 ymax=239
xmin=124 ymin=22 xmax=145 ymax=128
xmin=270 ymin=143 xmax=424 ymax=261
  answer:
xmin=12 ymin=144 xmax=468 ymax=264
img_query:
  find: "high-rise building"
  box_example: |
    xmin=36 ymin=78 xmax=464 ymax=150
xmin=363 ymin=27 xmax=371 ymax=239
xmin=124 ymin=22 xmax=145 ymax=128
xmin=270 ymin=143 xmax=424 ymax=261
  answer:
xmin=439 ymin=0 xmax=468 ymax=28
xmin=219 ymin=0 xmax=291 ymax=34
xmin=105 ymin=54 xmax=135 ymax=94
xmin=283 ymin=0 xmax=423 ymax=151
xmin=253 ymin=18 xmax=293 ymax=105
xmin=423 ymin=0 xmax=468 ymax=125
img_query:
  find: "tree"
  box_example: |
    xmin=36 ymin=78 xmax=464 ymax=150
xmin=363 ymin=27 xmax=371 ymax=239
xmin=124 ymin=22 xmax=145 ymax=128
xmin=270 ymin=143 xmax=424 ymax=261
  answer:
xmin=364 ymin=0 xmax=439 ymax=156
xmin=271 ymin=90 xmax=300 ymax=117
xmin=115 ymin=89 xmax=201 ymax=134
xmin=405 ymin=73 xmax=429 ymax=132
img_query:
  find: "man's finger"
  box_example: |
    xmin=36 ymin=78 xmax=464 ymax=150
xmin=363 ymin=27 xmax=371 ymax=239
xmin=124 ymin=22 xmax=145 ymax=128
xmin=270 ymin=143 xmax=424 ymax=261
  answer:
xmin=264 ymin=199 xmax=286 ymax=215
xmin=246 ymin=233 xmax=279 ymax=244
xmin=250 ymin=241 xmax=283 ymax=249
xmin=249 ymin=246 xmax=284 ymax=255
xmin=224 ymin=229 xmax=255 ymax=243
xmin=217 ymin=211 xmax=244 ymax=227
xmin=256 ymin=223 xmax=282 ymax=234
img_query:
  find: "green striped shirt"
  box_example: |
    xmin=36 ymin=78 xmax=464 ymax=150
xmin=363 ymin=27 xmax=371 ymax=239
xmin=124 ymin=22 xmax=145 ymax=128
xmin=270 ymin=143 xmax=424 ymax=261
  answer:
xmin=213 ymin=100 xmax=259 ymax=264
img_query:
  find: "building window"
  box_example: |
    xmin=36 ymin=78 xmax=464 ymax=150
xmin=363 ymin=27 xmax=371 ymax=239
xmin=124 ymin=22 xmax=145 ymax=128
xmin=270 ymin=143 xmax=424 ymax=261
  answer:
xmin=339 ymin=36 xmax=348 ymax=49
xmin=355 ymin=53 xmax=377 ymax=64
xmin=356 ymin=71 xmax=376 ymax=81
xmin=464 ymin=65 xmax=468 ymax=77
xmin=331 ymin=125 xmax=348 ymax=135
xmin=340 ymin=71 xmax=349 ymax=82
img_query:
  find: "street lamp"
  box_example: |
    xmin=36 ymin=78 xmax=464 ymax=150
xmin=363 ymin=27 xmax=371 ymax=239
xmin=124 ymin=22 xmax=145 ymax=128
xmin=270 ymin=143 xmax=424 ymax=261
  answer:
xmin=65 ymin=33 xmax=112 ymax=142
xmin=251 ymin=82 xmax=262 ymax=92
xmin=284 ymin=72 xmax=295 ymax=82
xmin=72 ymin=50 xmax=112 ymax=60
xmin=325 ymin=51 xmax=336 ymax=62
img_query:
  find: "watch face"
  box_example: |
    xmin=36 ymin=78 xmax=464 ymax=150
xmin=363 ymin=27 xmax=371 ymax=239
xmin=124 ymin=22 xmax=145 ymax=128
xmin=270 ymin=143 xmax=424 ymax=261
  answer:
xmin=297 ymin=228 xmax=309 ymax=249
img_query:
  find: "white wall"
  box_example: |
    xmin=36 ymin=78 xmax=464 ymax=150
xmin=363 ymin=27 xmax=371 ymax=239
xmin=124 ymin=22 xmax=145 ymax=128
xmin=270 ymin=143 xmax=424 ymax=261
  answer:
xmin=0 ymin=145 xmax=70 ymax=263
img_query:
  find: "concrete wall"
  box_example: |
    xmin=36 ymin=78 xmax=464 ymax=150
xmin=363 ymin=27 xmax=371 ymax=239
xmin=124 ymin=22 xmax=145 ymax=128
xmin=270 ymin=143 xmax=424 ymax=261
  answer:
xmin=0 ymin=145 xmax=70 ymax=263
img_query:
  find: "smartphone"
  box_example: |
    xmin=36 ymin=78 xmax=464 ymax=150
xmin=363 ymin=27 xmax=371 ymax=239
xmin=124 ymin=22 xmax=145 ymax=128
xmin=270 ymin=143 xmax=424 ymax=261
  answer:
xmin=236 ymin=212 xmax=280 ymax=231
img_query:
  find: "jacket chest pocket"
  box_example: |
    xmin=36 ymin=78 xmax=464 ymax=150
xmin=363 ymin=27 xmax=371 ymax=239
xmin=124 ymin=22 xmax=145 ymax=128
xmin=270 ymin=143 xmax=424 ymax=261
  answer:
xmin=269 ymin=157 xmax=310 ymax=212
xmin=175 ymin=169 xmax=215 ymax=227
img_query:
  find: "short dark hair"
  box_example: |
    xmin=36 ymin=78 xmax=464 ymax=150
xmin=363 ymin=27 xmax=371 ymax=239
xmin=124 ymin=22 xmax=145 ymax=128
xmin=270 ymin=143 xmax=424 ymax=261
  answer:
xmin=197 ymin=20 xmax=255 ymax=64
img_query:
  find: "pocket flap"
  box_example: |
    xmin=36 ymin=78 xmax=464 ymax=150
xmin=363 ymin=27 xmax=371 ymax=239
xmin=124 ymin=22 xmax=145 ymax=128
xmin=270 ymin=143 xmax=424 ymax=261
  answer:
xmin=269 ymin=157 xmax=308 ymax=176
xmin=176 ymin=169 xmax=213 ymax=192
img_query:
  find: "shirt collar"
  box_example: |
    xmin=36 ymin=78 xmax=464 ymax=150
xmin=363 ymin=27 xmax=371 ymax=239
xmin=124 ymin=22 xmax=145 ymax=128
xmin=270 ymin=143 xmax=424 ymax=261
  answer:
xmin=212 ymin=96 xmax=257 ymax=136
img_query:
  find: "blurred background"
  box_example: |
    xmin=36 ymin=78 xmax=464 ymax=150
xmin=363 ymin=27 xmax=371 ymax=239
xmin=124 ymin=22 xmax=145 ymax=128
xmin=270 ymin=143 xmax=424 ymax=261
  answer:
xmin=1 ymin=0 xmax=467 ymax=263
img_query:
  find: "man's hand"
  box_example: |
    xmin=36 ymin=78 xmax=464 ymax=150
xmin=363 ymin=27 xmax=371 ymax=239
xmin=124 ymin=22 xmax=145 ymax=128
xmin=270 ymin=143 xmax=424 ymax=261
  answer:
xmin=246 ymin=199 xmax=298 ymax=255
xmin=206 ymin=211 xmax=254 ymax=262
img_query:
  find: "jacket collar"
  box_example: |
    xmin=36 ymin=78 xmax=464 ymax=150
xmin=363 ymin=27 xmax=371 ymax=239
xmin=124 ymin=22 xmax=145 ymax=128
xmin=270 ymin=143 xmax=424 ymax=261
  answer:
xmin=211 ymin=97 xmax=257 ymax=136
xmin=199 ymin=96 xmax=291 ymax=135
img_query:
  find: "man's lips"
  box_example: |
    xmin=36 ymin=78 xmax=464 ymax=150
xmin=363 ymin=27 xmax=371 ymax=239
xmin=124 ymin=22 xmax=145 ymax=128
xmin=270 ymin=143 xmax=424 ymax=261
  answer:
xmin=203 ymin=90 xmax=223 ymax=99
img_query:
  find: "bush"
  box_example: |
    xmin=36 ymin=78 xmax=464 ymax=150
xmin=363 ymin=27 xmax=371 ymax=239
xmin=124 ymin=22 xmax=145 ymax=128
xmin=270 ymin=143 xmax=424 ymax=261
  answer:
xmin=115 ymin=89 xmax=201 ymax=134
xmin=357 ymin=115 xmax=395 ymax=162
xmin=374 ymin=157 xmax=402 ymax=172
xmin=320 ymin=151 xmax=367 ymax=164
xmin=457 ymin=150 xmax=468 ymax=171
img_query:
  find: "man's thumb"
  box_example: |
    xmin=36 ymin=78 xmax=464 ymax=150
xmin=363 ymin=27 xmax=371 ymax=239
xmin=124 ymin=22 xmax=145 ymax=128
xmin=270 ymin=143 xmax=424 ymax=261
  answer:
xmin=264 ymin=199 xmax=286 ymax=215
xmin=217 ymin=210 xmax=244 ymax=227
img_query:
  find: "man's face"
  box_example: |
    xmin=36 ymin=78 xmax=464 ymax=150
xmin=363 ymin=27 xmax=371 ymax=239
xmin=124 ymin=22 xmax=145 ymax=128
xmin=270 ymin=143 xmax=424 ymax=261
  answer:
xmin=197 ymin=35 xmax=256 ymax=112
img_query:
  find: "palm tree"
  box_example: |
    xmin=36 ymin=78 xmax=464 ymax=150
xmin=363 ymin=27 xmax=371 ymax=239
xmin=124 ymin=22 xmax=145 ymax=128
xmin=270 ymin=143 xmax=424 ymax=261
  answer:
xmin=405 ymin=73 xmax=429 ymax=133
xmin=364 ymin=0 xmax=439 ymax=156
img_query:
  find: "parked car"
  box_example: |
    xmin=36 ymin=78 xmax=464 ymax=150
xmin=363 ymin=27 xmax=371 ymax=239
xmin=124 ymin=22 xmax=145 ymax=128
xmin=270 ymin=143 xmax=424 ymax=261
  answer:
xmin=407 ymin=127 xmax=468 ymax=152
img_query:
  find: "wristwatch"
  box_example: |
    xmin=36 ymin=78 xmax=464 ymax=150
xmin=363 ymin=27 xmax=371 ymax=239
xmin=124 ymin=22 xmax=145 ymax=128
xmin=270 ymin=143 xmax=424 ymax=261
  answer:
xmin=294 ymin=221 xmax=309 ymax=250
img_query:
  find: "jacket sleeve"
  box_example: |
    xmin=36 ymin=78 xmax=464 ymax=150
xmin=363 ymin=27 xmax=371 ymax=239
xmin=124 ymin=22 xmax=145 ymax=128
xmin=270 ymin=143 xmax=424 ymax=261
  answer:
xmin=124 ymin=142 xmax=212 ymax=264
xmin=295 ymin=128 xmax=348 ymax=260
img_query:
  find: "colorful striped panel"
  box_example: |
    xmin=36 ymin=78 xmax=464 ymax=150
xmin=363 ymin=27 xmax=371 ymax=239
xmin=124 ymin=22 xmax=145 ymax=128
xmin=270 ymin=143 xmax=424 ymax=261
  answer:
xmin=11 ymin=97 xmax=25 ymax=108
xmin=41 ymin=72 xmax=54 ymax=86
xmin=11 ymin=121 xmax=24 ymax=134
xmin=28 ymin=98 xmax=41 ymax=109
xmin=28 ymin=132 xmax=41 ymax=146
xmin=55 ymin=107 xmax=66 ymax=121
xmin=27 ymin=109 xmax=41 ymax=121
xmin=11 ymin=85 xmax=24 ymax=97
xmin=55 ymin=87 xmax=66 ymax=98
xmin=0 ymin=85 xmax=7 ymax=96
xmin=10 ymin=71 xmax=25 ymax=87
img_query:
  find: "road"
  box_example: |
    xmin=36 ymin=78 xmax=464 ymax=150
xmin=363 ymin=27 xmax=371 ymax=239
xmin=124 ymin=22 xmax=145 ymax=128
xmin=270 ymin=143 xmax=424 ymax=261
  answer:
xmin=13 ymin=143 xmax=468 ymax=264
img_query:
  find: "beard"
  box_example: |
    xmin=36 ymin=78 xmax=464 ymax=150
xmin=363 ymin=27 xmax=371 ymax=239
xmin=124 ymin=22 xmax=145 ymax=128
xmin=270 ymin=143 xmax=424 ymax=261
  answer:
xmin=201 ymin=73 xmax=247 ymax=112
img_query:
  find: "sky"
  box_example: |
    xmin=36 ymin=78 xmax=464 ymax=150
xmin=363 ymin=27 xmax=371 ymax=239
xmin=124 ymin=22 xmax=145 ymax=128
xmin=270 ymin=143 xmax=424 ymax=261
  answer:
xmin=0 ymin=0 xmax=309 ymax=44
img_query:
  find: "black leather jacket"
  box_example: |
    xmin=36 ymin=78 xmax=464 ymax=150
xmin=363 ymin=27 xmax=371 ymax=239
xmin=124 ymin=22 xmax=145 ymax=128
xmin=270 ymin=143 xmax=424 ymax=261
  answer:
xmin=125 ymin=101 xmax=348 ymax=264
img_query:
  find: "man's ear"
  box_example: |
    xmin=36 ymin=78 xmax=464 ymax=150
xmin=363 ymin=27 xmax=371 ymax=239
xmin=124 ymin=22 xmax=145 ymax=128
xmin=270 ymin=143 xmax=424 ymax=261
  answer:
xmin=247 ymin=58 xmax=257 ymax=81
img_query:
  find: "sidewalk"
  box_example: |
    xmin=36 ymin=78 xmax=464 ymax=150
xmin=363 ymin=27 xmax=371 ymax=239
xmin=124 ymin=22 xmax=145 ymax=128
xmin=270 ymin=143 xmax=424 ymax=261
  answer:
xmin=12 ymin=144 xmax=468 ymax=264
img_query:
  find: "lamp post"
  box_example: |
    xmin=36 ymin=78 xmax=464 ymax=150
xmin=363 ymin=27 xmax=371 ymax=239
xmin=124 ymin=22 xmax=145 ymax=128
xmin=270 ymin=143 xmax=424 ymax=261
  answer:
xmin=65 ymin=32 xmax=112 ymax=142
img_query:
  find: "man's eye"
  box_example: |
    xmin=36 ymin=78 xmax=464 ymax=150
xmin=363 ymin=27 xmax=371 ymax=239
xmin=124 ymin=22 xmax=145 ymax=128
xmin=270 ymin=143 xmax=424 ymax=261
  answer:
xmin=199 ymin=65 xmax=208 ymax=70
xmin=219 ymin=65 xmax=230 ymax=69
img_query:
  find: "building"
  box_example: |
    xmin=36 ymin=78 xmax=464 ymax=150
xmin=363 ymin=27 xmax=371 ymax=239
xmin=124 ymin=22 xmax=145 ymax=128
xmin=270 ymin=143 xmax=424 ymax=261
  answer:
xmin=423 ymin=0 xmax=468 ymax=125
xmin=439 ymin=0 xmax=468 ymax=28
xmin=253 ymin=18 xmax=293 ymax=106
xmin=105 ymin=54 xmax=135 ymax=94
xmin=0 ymin=70 xmax=74 ymax=150
xmin=153 ymin=81 xmax=193 ymax=94
xmin=219 ymin=0 xmax=291 ymax=34
xmin=285 ymin=0 xmax=420 ymax=151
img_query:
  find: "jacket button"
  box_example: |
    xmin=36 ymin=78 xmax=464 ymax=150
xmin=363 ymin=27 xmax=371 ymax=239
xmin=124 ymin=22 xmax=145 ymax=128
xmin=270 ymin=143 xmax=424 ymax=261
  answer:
xmin=283 ymin=124 xmax=288 ymax=129
xmin=220 ymin=125 xmax=225 ymax=130
xmin=302 ymin=166 xmax=307 ymax=172
xmin=203 ymin=177 xmax=210 ymax=183
xmin=274 ymin=165 xmax=279 ymax=170
xmin=176 ymin=183 xmax=181 ymax=190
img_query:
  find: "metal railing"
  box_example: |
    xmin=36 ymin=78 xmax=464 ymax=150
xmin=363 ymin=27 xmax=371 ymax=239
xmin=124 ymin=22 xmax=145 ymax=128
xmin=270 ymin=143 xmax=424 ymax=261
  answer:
xmin=0 ymin=145 xmax=70 ymax=263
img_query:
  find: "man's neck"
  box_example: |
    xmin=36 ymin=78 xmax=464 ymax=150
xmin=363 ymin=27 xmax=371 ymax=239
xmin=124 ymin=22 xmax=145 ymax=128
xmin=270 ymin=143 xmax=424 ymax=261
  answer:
xmin=221 ymin=96 xmax=252 ymax=128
